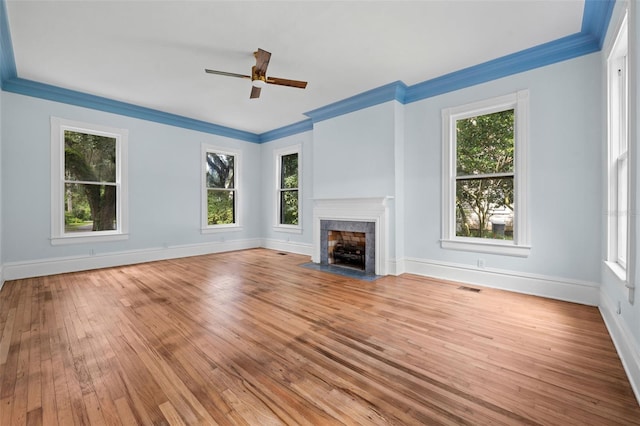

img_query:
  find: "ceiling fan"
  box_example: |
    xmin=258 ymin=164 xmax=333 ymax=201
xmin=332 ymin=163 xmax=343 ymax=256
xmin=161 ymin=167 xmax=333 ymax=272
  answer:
xmin=205 ymin=48 xmax=308 ymax=99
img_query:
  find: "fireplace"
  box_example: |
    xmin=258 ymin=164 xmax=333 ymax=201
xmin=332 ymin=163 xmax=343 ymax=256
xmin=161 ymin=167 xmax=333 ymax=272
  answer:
xmin=330 ymin=231 xmax=366 ymax=270
xmin=321 ymin=220 xmax=375 ymax=274
xmin=313 ymin=197 xmax=391 ymax=276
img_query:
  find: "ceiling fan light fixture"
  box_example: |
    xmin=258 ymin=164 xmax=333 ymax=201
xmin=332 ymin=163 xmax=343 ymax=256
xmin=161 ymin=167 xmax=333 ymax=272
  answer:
xmin=252 ymin=78 xmax=267 ymax=89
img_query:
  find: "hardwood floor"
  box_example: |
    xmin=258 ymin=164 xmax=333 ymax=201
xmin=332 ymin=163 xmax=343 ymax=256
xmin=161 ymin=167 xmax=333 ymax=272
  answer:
xmin=0 ymin=248 xmax=638 ymax=425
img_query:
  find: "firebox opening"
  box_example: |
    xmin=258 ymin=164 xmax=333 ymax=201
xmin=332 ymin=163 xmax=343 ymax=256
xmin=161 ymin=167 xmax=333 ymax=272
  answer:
xmin=328 ymin=230 xmax=366 ymax=271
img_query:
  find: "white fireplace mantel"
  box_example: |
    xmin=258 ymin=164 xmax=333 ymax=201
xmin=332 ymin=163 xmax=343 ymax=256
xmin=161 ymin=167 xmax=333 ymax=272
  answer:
xmin=312 ymin=196 xmax=392 ymax=275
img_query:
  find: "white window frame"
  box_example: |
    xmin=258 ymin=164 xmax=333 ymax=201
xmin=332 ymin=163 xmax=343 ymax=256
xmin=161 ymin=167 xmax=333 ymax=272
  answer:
xmin=50 ymin=117 xmax=128 ymax=245
xmin=274 ymin=144 xmax=302 ymax=233
xmin=201 ymin=144 xmax=242 ymax=233
xmin=605 ymin=11 xmax=629 ymax=282
xmin=441 ymin=90 xmax=530 ymax=257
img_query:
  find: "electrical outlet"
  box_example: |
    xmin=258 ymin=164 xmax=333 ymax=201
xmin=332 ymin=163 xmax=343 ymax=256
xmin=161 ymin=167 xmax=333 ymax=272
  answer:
xmin=477 ymin=258 xmax=485 ymax=268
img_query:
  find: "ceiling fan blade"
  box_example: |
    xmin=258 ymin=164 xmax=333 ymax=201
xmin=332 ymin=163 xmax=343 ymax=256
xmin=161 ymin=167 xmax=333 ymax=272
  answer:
xmin=254 ymin=48 xmax=271 ymax=76
xmin=204 ymin=69 xmax=251 ymax=79
xmin=250 ymin=86 xmax=261 ymax=99
xmin=266 ymin=76 xmax=308 ymax=89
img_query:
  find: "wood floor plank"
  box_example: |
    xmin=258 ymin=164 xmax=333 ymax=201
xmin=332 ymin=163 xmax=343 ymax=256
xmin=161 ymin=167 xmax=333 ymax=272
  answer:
xmin=0 ymin=248 xmax=639 ymax=425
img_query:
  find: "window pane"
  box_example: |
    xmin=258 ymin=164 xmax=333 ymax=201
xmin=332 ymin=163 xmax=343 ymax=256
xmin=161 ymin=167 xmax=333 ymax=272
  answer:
xmin=280 ymin=190 xmax=299 ymax=225
xmin=65 ymin=130 xmax=116 ymax=182
xmin=281 ymin=153 xmax=298 ymax=189
xmin=206 ymin=153 xmax=235 ymax=189
xmin=64 ymin=183 xmax=117 ymax=232
xmin=617 ymin=156 xmax=628 ymax=265
xmin=456 ymin=110 xmax=514 ymax=176
xmin=456 ymin=177 xmax=513 ymax=240
xmin=208 ymin=190 xmax=235 ymax=225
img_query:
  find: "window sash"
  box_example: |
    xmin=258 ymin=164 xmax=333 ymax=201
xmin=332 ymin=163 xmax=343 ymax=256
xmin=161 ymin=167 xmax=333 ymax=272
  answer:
xmin=279 ymin=189 xmax=299 ymax=225
xmin=207 ymin=188 xmax=236 ymax=225
xmin=275 ymin=147 xmax=301 ymax=229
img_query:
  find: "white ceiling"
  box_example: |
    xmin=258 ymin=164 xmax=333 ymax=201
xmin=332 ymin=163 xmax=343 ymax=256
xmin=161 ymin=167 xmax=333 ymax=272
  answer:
xmin=6 ymin=0 xmax=584 ymax=135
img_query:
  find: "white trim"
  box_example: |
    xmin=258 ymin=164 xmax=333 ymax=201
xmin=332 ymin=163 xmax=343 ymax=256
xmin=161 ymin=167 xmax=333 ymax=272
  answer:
xmin=2 ymin=239 xmax=262 ymax=281
xmin=605 ymin=260 xmax=628 ymax=282
xmin=605 ymin=11 xmax=631 ymax=282
xmin=403 ymin=256 xmax=600 ymax=306
xmin=50 ymin=117 xmax=129 ymax=244
xmin=605 ymin=10 xmax=632 ymax=292
xmin=201 ymin=144 xmax=241 ymax=231
xmin=273 ymin=144 xmax=302 ymax=231
xmin=599 ymin=289 xmax=640 ymax=405
xmin=441 ymin=90 xmax=530 ymax=257
xmin=273 ymin=225 xmax=303 ymax=234
xmin=201 ymin=225 xmax=243 ymax=234
xmin=261 ymin=238 xmax=313 ymax=256
xmin=441 ymin=238 xmax=531 ymax=257
xmin=387 ymin=257 xmax=406 ymax=276
xmin=51 ymin=233 xmax=129 ymax=245
xmin=312 ymin=197 xmax=391 ymax=276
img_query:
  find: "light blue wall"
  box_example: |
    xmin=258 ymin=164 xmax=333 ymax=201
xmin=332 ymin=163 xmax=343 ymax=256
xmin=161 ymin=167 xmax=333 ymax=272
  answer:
xmin=403 ymin=53 xmax=602 ymax=284
xmin=1 ymin=91 xmax=262 ymax=264
xmin=312 ymin=102 xmax=397 ymax=199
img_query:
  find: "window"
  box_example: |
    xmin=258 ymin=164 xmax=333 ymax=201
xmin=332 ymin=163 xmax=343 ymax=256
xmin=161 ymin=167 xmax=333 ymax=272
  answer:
xmin=275 ymin=145 xmax=301 ymax=231
xmin=50 ymin=117 xmax=128 ymax=244
xmin=606 ymin=13 xmax=629 ymax=280
xmin=442 ymin=90 xmax=530 ymax=257
xmin=202 ymin=145 xmax=240 ymax=232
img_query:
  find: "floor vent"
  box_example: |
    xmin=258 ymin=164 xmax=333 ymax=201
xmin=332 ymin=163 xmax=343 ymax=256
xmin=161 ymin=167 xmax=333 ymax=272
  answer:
xmin=458 ymin=286 xmax=481 ymax=293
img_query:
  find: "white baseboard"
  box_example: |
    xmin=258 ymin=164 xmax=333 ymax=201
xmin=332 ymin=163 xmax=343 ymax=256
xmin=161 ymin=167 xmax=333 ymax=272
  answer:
xmin=3 ymin=238 xmax=262 ymax=281
xmin=403 ymin=257 xmax=600 ymax=306
xmin=599 ymin=290 xmax=640 ymax=405
xmin=260 ymin=238 xmax=313 ymax=256
xmin=387 ymin=258 xmax=405 ymax=276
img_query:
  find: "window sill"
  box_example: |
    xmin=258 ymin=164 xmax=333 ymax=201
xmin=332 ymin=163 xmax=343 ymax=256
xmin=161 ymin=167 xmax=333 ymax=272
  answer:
xmin=51 ymin=233 xmax=129 ymax=245
xmin=273 ymin=224 xmax=302 ymax=234
xmin=604 ymin=260 xmax=627 ymax=282
xmin=441 ymin=238 xmax=531 ymax=257
xmin=201 ymin=225 xmax=242 ymax=234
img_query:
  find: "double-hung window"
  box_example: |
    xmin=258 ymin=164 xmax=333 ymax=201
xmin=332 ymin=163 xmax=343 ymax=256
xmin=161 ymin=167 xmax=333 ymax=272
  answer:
xmin=606 ymin=12 xmax=629 ymax=280
xmin=202 ymin=146 xmax=240 ymax=231
xmin=274 ymin=145 xmax=301 ymax=231
xmin=50 ymin=117 xmax=128 ymax=244
xmin=442 ymin=90 xmax=530 ymax=257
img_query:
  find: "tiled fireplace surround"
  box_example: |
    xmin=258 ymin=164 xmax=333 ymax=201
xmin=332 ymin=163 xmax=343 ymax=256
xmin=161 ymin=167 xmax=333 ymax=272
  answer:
xmin=313 ymin=197 xmax=391 ymax=276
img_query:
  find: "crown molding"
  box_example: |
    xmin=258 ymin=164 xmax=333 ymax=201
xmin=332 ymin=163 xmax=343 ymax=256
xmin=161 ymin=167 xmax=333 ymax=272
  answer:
xmin=582 ymin=0 xmax=616 ymax=48
xmin=404 ymin=32 xmax=599 ymax=104
xmin=3 ymin=77 xmax=260 ymax=143
xmin=259 ymin=119 xmax=313 ymax=143
xmin=304 ymin=81 xmax=407 ymax=124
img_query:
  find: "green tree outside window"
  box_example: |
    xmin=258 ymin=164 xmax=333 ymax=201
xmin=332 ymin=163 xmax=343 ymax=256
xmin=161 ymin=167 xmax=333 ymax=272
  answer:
xmin=455 ymin=109 xmax=514 ymax=239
